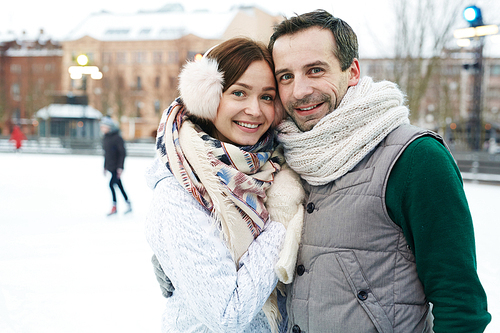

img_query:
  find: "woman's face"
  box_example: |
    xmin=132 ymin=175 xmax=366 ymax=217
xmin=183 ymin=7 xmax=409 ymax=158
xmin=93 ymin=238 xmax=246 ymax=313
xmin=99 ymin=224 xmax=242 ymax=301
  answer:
xmin=212 ymin=60 xmax=276 ymax=146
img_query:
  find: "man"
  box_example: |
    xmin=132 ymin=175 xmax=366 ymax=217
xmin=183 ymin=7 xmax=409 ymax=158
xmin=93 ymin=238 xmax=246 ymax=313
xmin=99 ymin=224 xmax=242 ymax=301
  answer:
xmin=152 ymin=10 xmax=491 ymax=332
xmin=100 ymin=117 xmax=132 ymax=216
xmin=268 ymin=9 xmax=490 ymax=333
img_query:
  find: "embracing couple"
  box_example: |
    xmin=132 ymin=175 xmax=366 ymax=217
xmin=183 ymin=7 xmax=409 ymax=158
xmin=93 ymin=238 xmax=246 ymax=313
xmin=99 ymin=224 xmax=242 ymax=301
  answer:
xmin=144 ymin=9 xmax=491 ymax=333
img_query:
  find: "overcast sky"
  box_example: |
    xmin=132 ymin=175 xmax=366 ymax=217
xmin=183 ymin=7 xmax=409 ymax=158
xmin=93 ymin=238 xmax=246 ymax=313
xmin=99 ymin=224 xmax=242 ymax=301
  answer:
xmin=1 ymin=0 xmax=499 ymax=57
xmin=0 ymin=0 xmax=390 ymax=37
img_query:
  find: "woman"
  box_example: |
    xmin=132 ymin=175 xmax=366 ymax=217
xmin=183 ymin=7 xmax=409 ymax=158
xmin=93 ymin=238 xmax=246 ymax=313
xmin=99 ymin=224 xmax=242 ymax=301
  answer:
xmin=145 ymin=38 xmax=305 ymax=332
xmin=100 ymin=117 xmax=132 ymax=216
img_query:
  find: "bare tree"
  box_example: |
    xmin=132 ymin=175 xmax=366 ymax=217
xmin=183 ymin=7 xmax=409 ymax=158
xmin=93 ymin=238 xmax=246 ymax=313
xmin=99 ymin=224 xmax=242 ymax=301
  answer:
xmin=392 ymin=0 xmax=466 ymax=123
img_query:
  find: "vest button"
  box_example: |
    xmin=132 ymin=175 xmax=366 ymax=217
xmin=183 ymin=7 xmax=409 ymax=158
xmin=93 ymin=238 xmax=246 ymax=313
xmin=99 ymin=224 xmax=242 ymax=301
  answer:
xmin=357 ymin=290 xmax=369 ymax=301
xmin=306 ymin=202 xmax=315 ymax=213
xmin=292 ymin=324 xmax=302 ymax=333
xmin=297 ymin=264 xmax=305 ymax=276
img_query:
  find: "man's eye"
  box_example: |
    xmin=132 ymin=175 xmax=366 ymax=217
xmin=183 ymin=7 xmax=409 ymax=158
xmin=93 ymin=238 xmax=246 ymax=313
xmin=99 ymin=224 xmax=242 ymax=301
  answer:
xmin=261 ymin=95 xmax=274 ymax=101
xmin=281 ymin=74 xmax=292 ymax=81
xmin=311 ymin=68 xmax=323 ymax=74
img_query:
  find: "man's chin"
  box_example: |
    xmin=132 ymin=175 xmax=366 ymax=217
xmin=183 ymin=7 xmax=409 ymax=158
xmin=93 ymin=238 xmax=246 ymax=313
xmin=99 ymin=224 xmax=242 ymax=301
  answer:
xmin=294 ymin=117 xmax=319 ymax=132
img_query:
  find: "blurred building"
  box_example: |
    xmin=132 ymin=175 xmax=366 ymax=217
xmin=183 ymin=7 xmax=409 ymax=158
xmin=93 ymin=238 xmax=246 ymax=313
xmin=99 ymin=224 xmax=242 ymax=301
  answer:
xmin=62 ymin=5 xmax=282 ymax=140
xmin=361 ymin=53 xmax=500 ymax=150
xmin=0 ymin=30 xmax=63 ymax=135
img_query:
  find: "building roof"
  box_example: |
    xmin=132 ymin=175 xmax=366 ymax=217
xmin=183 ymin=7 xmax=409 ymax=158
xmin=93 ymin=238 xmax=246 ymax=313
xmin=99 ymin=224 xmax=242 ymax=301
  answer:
xmin=6 ymin=49 xmax=63 ymax=57
xmin=64 ymin=7 xmax=241 ymax=42
xmin=36 ymin=104 xmax=102 ymax=120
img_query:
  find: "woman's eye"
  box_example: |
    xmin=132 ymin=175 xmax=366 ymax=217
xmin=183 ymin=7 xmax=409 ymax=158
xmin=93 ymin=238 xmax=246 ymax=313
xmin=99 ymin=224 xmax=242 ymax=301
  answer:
xmin=261 ymin=95 xmax=274 ymax=101
xmin=232 ymin=91 xmax=244 ymax=97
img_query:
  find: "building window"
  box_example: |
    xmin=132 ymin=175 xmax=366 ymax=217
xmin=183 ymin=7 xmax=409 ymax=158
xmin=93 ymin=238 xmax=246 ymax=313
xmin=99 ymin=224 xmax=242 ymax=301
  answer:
xmin=117 ymin=76 xmax=125 ymax=89
xmin=135 ymin=101 xmax=144 ymax=117
xmin=168 ymin=51 xmax=179 ymax=64
xmin=45 ymin=63 xmax=54 ymax=72
xmin=169 ymin=76 xmax=178 ymax=89
xmin=136 ymin=76 xmax=142 ymax=90
xmin=153 ymin=51 xmax=163 ymax=64
xmin=444 ymin=65 xmax=461 ymax=76
xmin=10 ymin=64 xmax=22 ymax=74
xmin=154 ymin=100 xmax=161 ymax=115
xmin=487 ymin=87 xmax=500 ymax=99
xmin=102 ymin=52 xmax=113 ymax=64
xmin=491 ymin=65 xmax=500 ymax=76
xmin=105 ymin=29 xmax=130 ymax=35
xmin=32 ymin=64 xmax=43 ymax=73
xmin=86 ymin=53 xmax=94 ymax=63
xmin=116 ymin=52 xmax=127 ymax=64
xmin=133 ymin=51 xmax=147 ymax=64
xmin=11 ymin=83 xmax=21 ymax=101
xmin=187 ymin=51 xmax=199 ymax=61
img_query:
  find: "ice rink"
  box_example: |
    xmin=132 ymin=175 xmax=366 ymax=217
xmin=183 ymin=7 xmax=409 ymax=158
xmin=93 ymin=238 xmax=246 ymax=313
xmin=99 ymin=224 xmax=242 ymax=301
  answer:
xmin=0 ymin=153 xmax=499 ymax=332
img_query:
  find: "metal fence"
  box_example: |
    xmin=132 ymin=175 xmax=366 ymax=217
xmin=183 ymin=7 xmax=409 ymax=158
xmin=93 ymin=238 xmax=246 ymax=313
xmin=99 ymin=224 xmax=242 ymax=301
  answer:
xmin=0 ymin=137 xmax=156 ymax=157
xmin=1 ymin=136 xmax=499 ymax=183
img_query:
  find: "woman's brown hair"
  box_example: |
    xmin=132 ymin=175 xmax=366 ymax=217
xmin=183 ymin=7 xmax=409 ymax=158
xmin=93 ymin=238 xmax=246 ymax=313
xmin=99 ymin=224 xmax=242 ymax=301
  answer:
xmin=206 ymin=37 xmax=274 ymax=93
xmin=194 ymin=37 xmax=284 ymax=129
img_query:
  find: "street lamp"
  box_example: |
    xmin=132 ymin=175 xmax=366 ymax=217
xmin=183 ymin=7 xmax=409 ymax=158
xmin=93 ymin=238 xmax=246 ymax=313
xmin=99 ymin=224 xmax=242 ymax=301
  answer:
xmin=463 ymin=5 xmax=483 ymax=27
xmin=454 ymin=5 xmax=499 ymax=151
xmin=77 ymin=54 xmax=89 ymax=66
xmin=68 ymin=54 xmax=103 ymax=82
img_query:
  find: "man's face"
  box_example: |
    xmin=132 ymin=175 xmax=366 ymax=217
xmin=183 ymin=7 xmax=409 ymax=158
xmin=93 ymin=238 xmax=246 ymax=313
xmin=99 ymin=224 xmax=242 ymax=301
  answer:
xmin=272 ymin=27 xmax=360 ymax=132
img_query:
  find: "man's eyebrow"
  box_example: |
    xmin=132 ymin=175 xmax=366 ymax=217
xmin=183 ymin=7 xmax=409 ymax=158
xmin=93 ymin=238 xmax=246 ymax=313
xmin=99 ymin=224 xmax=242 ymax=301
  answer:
xmin=274 ymin=68 xmax=289 ymax=77
xmin=306 ymin=60 xmax=329 ymax=68
xmin=275 ymin=61 xmax=330 ymax=77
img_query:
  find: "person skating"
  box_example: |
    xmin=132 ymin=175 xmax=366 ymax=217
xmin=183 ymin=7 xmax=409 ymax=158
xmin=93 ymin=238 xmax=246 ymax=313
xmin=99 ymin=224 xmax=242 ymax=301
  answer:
xmin=100 ymin=117 xmax=132 ymax=216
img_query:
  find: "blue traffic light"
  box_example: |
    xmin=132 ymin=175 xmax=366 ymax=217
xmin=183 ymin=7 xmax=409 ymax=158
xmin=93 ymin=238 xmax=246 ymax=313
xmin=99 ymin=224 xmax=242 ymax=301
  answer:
xmin=463 ymin=5 xmax=483 ymax=27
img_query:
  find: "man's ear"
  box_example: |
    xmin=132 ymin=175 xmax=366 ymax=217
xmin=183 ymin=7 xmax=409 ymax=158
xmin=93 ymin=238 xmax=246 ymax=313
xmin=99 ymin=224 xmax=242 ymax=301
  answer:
xmin=348 ymin=58 xmax=361 ymax=87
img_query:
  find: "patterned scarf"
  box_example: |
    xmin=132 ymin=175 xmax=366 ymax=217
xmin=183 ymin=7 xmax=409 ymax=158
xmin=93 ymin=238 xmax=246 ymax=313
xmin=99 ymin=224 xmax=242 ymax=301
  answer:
xmin=278 ymin=76 xmax=410 ymax=186
xmin=156 ymin=98 xmax=284 ymax=262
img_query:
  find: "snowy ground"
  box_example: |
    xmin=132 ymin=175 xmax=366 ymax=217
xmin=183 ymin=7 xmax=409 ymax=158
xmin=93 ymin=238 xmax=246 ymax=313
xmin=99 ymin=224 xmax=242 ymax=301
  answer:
xmin=0 ymin=152 xmax=498 ymax=332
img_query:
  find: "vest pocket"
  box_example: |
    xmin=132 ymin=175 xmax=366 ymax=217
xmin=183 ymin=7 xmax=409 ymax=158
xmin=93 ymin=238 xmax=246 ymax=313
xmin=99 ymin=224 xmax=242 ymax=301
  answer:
xmin=335 ymin=250 xmax=394 ymax=333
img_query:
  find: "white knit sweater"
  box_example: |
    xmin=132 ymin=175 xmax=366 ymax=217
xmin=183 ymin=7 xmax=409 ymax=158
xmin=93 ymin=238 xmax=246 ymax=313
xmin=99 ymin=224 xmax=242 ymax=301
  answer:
xmin=144 ymin=158 xmax=286 ymax=333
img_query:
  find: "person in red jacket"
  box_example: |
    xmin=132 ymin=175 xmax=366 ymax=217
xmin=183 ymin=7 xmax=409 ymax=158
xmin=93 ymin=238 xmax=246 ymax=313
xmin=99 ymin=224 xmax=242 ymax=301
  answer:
xmin=10 ymin=125 xmax=26 ymax=151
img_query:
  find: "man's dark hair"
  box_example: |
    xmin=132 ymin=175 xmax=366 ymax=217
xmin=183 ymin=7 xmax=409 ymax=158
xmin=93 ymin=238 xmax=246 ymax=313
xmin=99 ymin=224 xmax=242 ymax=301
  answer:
xmin=268 ymin=9 xmax=359 ymax=71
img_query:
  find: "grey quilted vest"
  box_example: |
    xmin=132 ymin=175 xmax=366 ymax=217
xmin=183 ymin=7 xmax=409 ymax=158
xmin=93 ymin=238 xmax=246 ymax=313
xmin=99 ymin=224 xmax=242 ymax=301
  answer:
xmin=287 ymin=124 xmax=445 ymax=333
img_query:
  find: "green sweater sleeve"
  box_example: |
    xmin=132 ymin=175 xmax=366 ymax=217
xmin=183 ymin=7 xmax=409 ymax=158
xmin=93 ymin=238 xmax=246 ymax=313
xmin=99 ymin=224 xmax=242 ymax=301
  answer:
xmin=386 ymin=136 xmax=491 ymax=333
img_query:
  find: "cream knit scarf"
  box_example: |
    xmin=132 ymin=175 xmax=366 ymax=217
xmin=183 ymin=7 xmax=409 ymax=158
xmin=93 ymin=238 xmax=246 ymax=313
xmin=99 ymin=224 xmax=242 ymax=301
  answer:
xmin=277 ymin=76 xmax=410 ymax=186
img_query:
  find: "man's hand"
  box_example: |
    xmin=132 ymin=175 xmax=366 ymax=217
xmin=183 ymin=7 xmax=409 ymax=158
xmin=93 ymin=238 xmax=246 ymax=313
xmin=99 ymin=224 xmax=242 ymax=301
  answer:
xmin=151 ymin=254 xmax=174 ymax=298
xmin=117 ymin=168 xmax=123 ymax=179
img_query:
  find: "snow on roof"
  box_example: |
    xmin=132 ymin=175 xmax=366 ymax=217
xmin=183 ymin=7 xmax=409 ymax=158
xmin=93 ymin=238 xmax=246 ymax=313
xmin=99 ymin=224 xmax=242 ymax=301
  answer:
xmin=36 ymin=104 xmax=103 ymax=120
xmin=6 ymin=49 xmax=64 ymax=57
xmin=64 ymin=9 xmax=238 ymax=42
xmin=0 ymin=29 xmax=53 ymax=44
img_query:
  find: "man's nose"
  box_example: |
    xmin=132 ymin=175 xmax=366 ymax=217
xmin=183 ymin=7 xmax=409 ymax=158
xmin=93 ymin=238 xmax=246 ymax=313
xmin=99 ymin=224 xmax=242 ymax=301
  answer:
xmin=292 ymin=76 xmax=314 ymax=100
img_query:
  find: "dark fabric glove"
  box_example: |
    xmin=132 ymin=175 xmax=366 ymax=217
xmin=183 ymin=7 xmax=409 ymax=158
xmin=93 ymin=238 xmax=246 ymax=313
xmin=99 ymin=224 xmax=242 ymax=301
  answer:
xmin=151 ymin=254 xmax=175 ymax=298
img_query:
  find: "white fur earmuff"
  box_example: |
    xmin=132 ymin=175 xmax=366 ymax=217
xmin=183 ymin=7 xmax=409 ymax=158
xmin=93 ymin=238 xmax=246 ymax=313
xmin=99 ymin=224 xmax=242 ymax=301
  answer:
xmin=178 ymin=57 xmax=224 ymax=120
